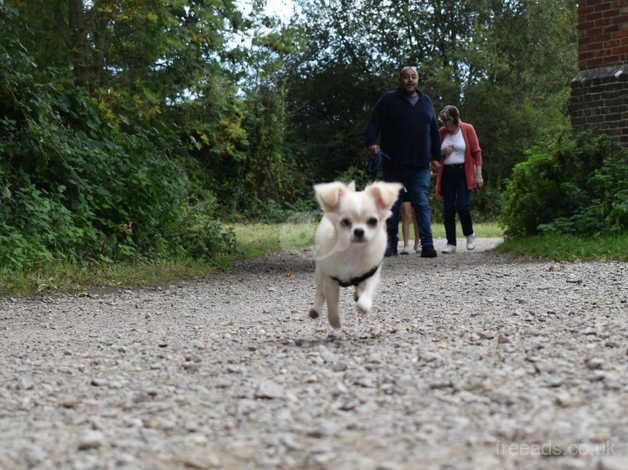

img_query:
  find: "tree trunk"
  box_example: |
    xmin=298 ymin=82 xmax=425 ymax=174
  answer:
xmin=92 ymin=2 xmax=108 ymax=87
xmin=69 ymin=0 xmax=88 ymax=86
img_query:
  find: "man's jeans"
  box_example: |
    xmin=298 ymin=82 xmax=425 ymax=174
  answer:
xmin=383 ymin=167 xmax=434 ymax=248
xmin=442 ymin=164 xmax=473 ymax=246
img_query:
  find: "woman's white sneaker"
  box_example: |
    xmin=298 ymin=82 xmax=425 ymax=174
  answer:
xmin=466 ymin=234 xmax=476 ymax=251
xmin=442 ymin=244 xmax=456 ymax=254
xmin=400 ymin=245 xmax=411 ymax=255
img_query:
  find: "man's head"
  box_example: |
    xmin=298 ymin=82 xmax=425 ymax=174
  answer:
xmin=399 ymin=66 xmax=419 ymax=95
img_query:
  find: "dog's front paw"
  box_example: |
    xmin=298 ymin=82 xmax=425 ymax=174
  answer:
xmin=356 ymin=296 xmax=372 ymax=315
xmin=309 ymin=308 xmax=319 ymax=319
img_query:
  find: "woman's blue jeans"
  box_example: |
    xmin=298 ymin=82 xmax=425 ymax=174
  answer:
xmin=383 ymin=167 xmax=434 ymax=249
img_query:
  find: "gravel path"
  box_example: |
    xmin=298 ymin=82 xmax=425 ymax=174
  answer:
xmin=1 ymin=238 xmax=626 ymax=469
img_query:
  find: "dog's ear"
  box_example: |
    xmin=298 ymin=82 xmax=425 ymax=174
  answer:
xmin=365 ymin=182 xmax=402 ymax=214
xmin=347 ymin=181 xmax=356 ymax=192
xmin=314 ymin=182 xmax=350 ymax=213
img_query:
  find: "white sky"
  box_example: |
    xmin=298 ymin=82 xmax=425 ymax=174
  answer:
xmin=266 ymin=0 xmax=294 ymax=20
xmin=238 ymin=0 xmax=295 ymax=22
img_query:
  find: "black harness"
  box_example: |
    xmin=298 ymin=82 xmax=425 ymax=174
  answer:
xmin=331 ymin=263 xmax=381 ymax=287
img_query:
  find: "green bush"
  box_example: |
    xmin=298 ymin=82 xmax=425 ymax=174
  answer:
xmin=0 ymin=6 xmax=237 ymax=273
xmin=176 ymin=192 xmax=237 ymax=262
xmin=500 ymin=132 xmax=627 ymax=236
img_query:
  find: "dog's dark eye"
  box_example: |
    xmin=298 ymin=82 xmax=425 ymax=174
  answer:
xmin=340 ymin=218 xmax=352 ymax=228
xmin=367 ymin=217 xmax=378 ymax=227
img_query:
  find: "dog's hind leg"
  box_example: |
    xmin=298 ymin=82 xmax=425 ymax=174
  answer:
xmin=323 ymin=277 xmax=341 ymax=329
xmin=309 ymin=268 xmax=325 ymax=319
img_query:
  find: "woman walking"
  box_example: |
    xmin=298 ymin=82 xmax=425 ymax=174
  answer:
xmin=436 ymin=105 xmax=483 ymax=253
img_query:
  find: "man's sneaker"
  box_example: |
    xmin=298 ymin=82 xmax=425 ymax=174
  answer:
xmin=385 ymin=245 xmax=398 ymax=257
xmin=420 ymin=246 xmax=437 ymax=258
xmin=442 ymin=244 xmax=456 ymax=254
xmin=466 ymin=234 xmax=476 ymax=251
xmin=400 ymin=245 xmax=411 ymax=255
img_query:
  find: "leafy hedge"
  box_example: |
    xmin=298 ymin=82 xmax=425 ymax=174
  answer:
xmin=500 ymin=132 xmax=627 ymax=237
xmin=0 ymin=8 xmax=235 ymax=273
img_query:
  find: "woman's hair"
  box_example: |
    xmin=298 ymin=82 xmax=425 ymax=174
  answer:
xmin=439 ymin=105 xmax=460 ymax=126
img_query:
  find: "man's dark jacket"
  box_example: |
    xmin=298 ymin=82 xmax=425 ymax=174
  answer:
xmin=366 ymin=88 xmax=441 ymax=171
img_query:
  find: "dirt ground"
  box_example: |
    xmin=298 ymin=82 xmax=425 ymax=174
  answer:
xmin=1 ymin=238 xmax=626 ymax=469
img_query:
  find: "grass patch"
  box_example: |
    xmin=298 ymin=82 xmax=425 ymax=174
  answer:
xmin=0 ymin=258 xmax=233 ymax=298
xmin=232 ymin=222 xmax=318 ymax=257
xmin=6 ymin=224 xmax=620 ymax=298
xmin=497 ymin=233 xmax=628 ymax=261
xmin=0 ymin=221 xmax=502 ymax=297
xmin=409 ymin=221 xmax=503 ymax=239
xmin=232 ymin=220 xmax=504 ymax=256
xmin=0 ymin=222 xmax=318 ymax=297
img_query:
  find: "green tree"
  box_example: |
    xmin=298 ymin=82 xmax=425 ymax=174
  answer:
xmin=0 ymin=0 xmax=244 ymax=271
xmin=240 ymin=20 xmax=306 ymax=211
xmin=463 ymin=0 xmax=577 ymax=188
xmin=287 ymin=0 xmax=577 ymax=205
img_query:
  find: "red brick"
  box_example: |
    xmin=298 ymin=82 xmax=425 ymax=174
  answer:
xmin=579 ymin=51 xmax=598 ymax=60
xmin=602 ymin=7 xmax=619 ymax=18
xmin=584 ymin=27 xmax=605 ymax=38
xmin=596 ymin=17 xmax=613 ymax=27
xmin=602 ymin=9 xmax=621 ymax=19
xmin=587 ymin=11 xmax=604 ymax=21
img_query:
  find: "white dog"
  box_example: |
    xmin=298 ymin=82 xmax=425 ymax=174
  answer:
xmin=309 ymin=181 xmax=402 ymax=328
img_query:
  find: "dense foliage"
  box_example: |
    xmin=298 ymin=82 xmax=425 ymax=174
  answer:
xmin=0 ymin=1 xmax=239 ymax=272
xmin=500 ymin=132 xmax=628 ymax=236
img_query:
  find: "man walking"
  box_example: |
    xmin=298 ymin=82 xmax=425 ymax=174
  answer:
xmin=366 ymin=66 xmax=441 ymax=257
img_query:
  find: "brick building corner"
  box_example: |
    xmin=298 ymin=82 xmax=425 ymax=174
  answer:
xmin=569 ymin=0 xmax=627 ymax=146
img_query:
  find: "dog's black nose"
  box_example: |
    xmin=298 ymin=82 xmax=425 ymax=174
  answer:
xmin=353 ymin=228 xmax=364 ymax=239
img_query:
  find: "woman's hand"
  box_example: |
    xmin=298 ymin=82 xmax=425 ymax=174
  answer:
xmin=441 ymin=145 xmax=454 ymax=157
xmin=475 ymin=167 xmax=484 ymax=188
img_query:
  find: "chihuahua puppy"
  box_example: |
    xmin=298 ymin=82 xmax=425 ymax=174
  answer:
xmin=309 ymin=181 xmax=402 ymax=328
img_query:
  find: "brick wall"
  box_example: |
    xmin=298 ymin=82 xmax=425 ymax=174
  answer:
xmin=570 ymin=0 xmax=627 ymax=146
xmin=577 ymin=0 xmax=628 ymax=69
